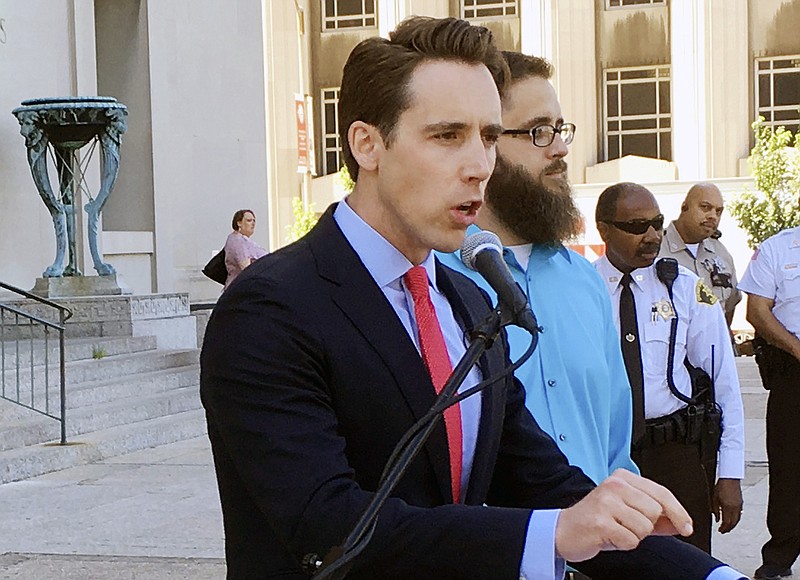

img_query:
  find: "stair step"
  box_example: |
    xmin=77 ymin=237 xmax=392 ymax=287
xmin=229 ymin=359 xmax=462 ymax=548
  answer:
xmin=3 ymin=364 xmax=199 ymax=412
xmin=2 ymin=348 xmax=199 ymax=391
xmin=0 ymin=335 xmax=158 ymax=370
xmin=0 ymin=384 xmax=202 ymax=452
xmin=0 ymin=408 xmax=208 ymax=484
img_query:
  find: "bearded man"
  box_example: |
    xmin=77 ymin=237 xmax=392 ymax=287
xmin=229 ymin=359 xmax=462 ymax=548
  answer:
xmin=439 ymin=51 xmax=638 ymax=487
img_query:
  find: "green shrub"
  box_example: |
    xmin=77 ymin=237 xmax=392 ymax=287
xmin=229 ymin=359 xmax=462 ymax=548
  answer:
xmin=729 ymin=118 xmax=800 ymax=249
xmin=286 ymin=197 xmax=319 ymax=242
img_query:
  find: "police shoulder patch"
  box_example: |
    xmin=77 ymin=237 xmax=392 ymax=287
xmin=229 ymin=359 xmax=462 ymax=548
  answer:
xmin=695 ymin=279 xmax=718 ymax=305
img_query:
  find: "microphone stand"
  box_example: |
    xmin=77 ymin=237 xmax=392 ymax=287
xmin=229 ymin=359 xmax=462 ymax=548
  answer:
xmin=313 ymin=310 xmax=509 ymax=579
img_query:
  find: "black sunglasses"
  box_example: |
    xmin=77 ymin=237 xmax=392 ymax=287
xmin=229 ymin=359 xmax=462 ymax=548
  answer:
xmin=602 ymin=214 xmax=665 ymax=235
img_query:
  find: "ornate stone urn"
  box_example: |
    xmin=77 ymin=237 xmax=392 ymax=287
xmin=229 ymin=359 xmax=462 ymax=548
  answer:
xmin=13 ymin=97 xmax=128 ymax=292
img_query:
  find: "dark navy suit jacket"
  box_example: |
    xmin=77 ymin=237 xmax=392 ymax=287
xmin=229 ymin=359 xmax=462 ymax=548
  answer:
xmin=200 ymin=205 xmax=727 ymax=579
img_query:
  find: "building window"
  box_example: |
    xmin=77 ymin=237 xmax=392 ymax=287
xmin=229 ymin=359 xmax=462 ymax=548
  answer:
xmin=321 ymin=88 xmax=341 ymax=176
xmin=606 ymin=0 xmax=666 ymax=8
xmin=604 ymin=66 xmax=672 ymax=161
xmin=461 ymin=0 xmax=517 ymax=19
xmin=756 ymin=55 xmax=800 ymax=134
xmin=322 ymin=0 xmax=376 ymax=31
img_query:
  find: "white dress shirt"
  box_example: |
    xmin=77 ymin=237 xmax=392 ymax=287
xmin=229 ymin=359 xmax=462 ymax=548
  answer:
xmin=594 ymin=256 xmax=745 ymax=480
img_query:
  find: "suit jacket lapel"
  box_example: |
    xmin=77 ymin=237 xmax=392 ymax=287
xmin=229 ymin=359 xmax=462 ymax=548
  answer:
xmin=308 ymin=206 xmax=453 ymax=501
xmin=435 ymin=260 xmax=507 ymax=504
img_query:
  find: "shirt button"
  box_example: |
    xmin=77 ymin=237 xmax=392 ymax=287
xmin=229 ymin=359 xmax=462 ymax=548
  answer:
xmin=547 ymin=379 xmax=557 ymax=387
xmin=559 ymin=434 xmax=566 ymax=441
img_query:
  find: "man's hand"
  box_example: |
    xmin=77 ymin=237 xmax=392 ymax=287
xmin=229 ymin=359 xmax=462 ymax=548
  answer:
xmin=555 ymin=469 xmax=693 ymax=562
xmin=713 ymin=478 xmax=743 ymax=533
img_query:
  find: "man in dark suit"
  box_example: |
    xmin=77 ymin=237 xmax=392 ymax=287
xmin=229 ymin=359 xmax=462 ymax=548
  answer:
xmin=201 ymin=16 xmax=746 ymax=580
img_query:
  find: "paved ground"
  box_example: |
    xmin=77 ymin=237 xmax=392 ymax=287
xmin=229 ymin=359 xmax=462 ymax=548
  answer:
xmin=0 ymin=359 xmax=779 ymax=578
xmin=0 ymin=438 xmax=226 ymax=579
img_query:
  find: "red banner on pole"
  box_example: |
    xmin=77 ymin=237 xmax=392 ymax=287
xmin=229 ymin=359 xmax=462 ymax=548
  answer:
xmin=295 ymin=94 xmax=309 ymax=173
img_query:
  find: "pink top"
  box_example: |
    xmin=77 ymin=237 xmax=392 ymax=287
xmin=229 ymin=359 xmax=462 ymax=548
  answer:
xmin=224 ymin=231 xmax=268 ymax=288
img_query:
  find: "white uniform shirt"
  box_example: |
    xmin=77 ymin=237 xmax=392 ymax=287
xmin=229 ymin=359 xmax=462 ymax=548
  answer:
xmin=738 ymin=226 xmax=800 ymax=338
xmin=594 ymin=256 xmax=745 ymax=479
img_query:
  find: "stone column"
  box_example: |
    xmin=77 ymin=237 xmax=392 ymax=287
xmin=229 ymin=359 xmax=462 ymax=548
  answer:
xmin=670 ymin=0 xmax=708 ymax=180
xmin=519 ymin=0 xmax=553 ymax=62
xmin=549 ymin=0 xmax=597 ymax=184
xmin=707 ymin=0 xmax=749 ymax=178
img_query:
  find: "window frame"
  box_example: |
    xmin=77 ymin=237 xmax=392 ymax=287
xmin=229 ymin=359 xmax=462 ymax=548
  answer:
xmin=460 ymin=0 xmax=518 ymax=20
xmin=755 ymin=55 xmax=800 ymax=135
xmin=322 ymin=0 xmax=376 ymax=32
xmin=603 ymin=65 xmax=672 ymax=162
xmin=321 ymin=87 xmax=342 ymax=176
xmin=605 ymin=0 xmax=666 ymax=9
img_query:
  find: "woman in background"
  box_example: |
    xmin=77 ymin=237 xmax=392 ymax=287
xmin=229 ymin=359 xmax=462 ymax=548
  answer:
xmin=224 ymin=209 xmax=267 ymax=288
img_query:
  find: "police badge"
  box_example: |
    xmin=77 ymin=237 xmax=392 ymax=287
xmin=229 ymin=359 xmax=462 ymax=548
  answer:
xmin=696 ymin=280 xmax=719 ymax=305
xmin=653 ymin=297 xmax=675 ymax=321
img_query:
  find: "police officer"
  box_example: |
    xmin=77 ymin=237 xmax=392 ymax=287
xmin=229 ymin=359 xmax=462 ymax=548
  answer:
xmin=594 ymin=182 xmax=745 ymax=554
xmin=659 ymin=183 xmax=742 ymax=327
xmin=739 ymin=225 xmax=800 ymax=580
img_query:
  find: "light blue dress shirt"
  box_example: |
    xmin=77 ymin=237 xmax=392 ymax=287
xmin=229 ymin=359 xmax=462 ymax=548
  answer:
xmin=438 ymin=226 xmax=639 ymax=485
xmin=334 ymin=201 xmax=561 ymax=580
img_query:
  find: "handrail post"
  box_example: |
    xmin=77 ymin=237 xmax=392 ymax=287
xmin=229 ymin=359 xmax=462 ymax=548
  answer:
xmin=59 ymin=308 xmax=67 ymax=445
xmin=0 ymin=281 xmax=70 ymax=443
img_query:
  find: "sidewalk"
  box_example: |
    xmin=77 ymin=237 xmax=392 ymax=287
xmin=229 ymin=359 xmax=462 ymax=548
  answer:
xmin=0 ymin=358 xmax=772 ymax=579
xmin=0 ymin=437 xmax=226 ymax=579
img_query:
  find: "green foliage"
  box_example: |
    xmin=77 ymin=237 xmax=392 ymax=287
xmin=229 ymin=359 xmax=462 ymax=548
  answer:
xmin=286 ymin=196 xmax=319 ymax=242
xmin=338 ymin=165 xmax=355 ymax=193
xmin=729 ymin=118 xmax=800 ymax=249
xmin=91 ymin=345 xmax=107 ymax=360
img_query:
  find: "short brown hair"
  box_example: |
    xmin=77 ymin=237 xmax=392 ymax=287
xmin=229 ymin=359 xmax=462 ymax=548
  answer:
xmin=231 ymin=209 xmax=254 ymax=231
xmin=339 ymin=16 xmax=508 ymax=181
xmin=501 ymin=51 xmax=553 ymax=83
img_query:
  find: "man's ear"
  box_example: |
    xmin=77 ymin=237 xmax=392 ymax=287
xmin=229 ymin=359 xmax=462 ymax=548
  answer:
xmin=680 ymin=202 xmax=688 ymax=213
xmin=597 ymin=221 xmax=610 ymax=243
xmin=348 ymin=121 xmax=382 ymax=173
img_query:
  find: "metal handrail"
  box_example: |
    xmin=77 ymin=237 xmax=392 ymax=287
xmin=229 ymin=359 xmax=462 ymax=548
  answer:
xmin=0 ymin=280 xmax=71 ymax=444
xmin=0 ymin=281 xmax=74 ymax=322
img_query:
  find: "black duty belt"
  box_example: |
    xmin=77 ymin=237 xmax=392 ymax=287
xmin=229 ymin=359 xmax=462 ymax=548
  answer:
xmin=635 ymin=405 xmax=707 ymax=450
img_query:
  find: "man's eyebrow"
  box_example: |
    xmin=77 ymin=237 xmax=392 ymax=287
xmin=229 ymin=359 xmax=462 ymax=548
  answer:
xmin=423 ymin=121 xmax=468 ymax=133
xmin=483 ymin=123 xmax=504 ymax=135
xmin=517 ymin=115 xmax=563 ymax=129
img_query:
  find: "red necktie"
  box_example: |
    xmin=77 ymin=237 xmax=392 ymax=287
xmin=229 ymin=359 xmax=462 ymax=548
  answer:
xmin=404 ymin=265 xmax=463 ymax=503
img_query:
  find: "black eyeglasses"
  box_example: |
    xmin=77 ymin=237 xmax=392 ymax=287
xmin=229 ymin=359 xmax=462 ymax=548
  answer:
xmin=601 ymin=214 xmax=665 ymax=235
xmin=502 ymin=123 xmax=576 ymax=147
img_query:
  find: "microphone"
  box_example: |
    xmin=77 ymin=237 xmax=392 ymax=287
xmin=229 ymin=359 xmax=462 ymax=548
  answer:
xmin=460 ymin=231 xmax=539 ymax=334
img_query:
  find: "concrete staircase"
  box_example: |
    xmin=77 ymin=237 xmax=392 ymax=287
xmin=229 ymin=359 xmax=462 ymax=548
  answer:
xmin=0 ymin=334 xmax=205 ymax=484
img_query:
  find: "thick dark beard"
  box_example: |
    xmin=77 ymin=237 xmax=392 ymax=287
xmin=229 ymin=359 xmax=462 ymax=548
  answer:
xmin=484 ymin=155 xmax=583 ymax=246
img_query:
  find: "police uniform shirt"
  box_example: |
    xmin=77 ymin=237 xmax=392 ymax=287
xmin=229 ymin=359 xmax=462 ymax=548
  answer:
xmin=594 ymin=255 xmax=745 ymax=480
xmin=738 ymin=226 xmax=800 ymax=338
xmin=660 ymin=222 xmax=742 ymax=319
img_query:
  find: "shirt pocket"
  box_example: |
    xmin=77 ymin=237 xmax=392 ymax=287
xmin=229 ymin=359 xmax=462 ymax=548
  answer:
xmin=643 ymin=317 xmax=688 ymax=382
xmin=778 ymin=265 xmax=800 ymax=304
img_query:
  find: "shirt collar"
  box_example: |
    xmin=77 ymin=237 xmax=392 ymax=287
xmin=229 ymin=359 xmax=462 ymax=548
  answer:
xmin=333 ymin=198 xmax=439 ymax=291
xmin=597 ymin=255 xmax=650 ymax=290
xmin=667 ymin=221 xmax=717 ymax=255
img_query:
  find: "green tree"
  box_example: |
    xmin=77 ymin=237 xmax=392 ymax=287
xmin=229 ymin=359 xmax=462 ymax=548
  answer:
xmin=286 ymin=197 xmax=319 ymax=242
xmin=338 ymin=164 xmax=355 ymax=193
xmin=729 ymin=118 xmax=800 ymax=249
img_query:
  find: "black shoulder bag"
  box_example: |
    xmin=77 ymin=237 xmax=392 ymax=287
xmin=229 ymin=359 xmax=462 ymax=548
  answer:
xmin=202 ymin=249 xmax=227 ymax=285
